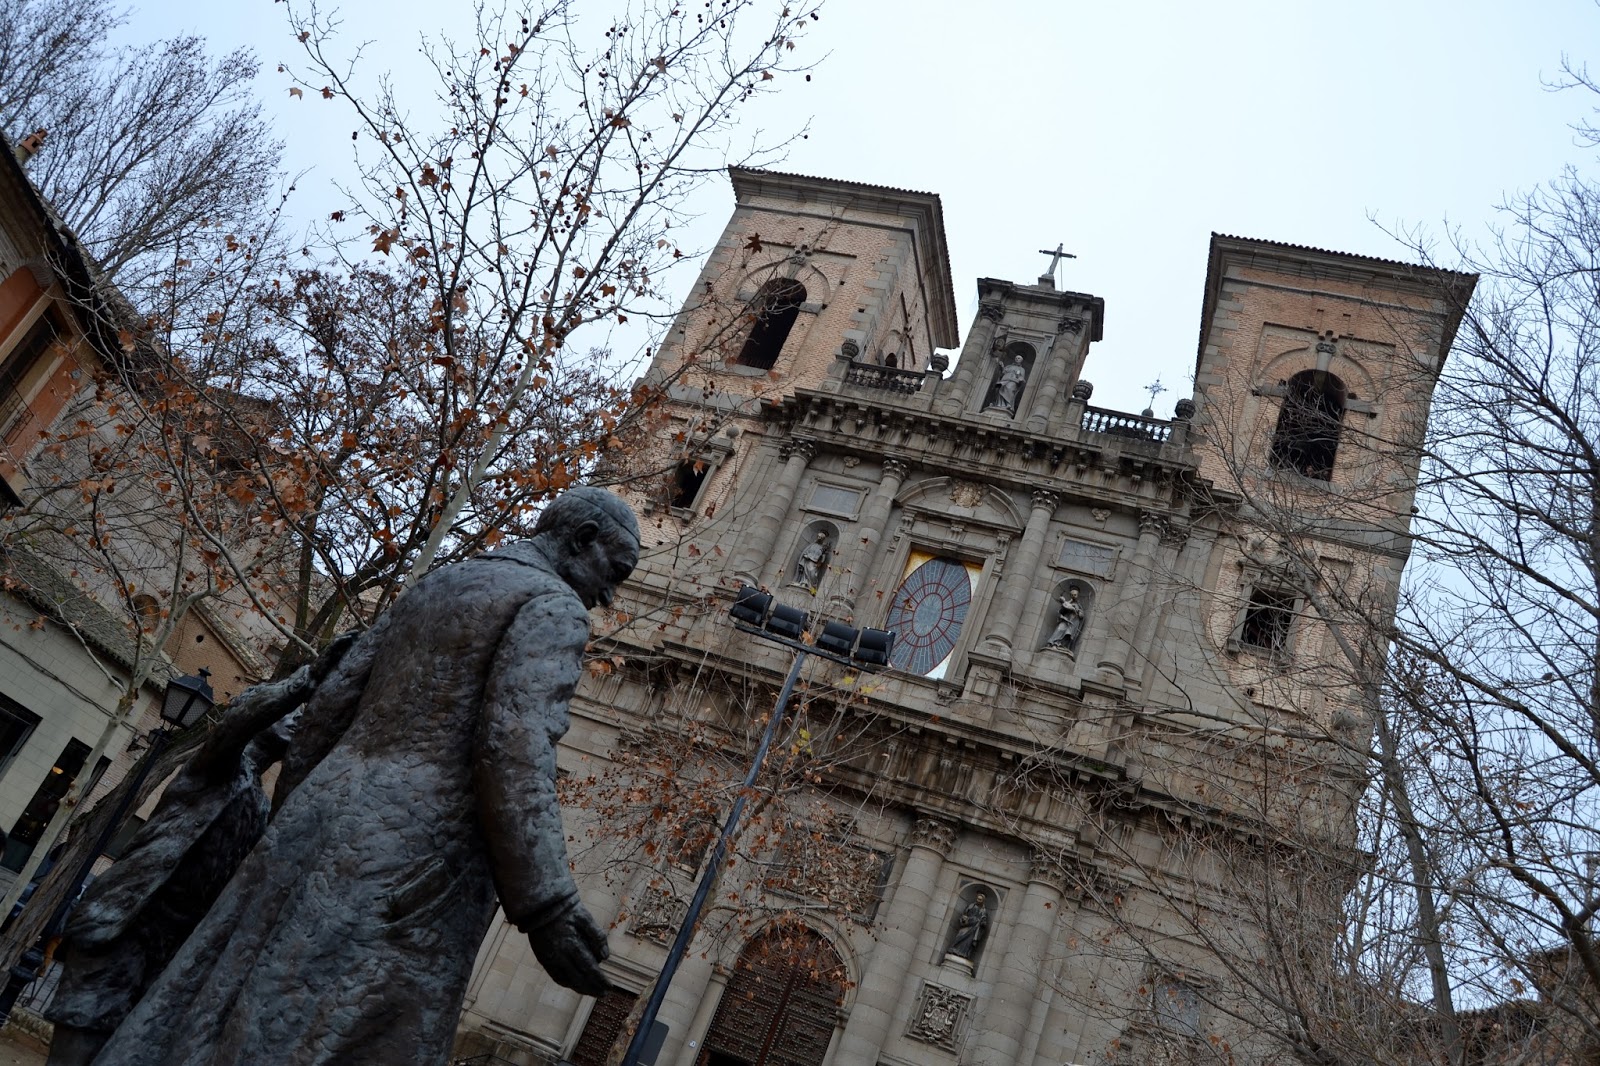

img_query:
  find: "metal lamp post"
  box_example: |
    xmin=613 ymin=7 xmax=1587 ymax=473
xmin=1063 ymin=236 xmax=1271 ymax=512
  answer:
xmin=619 ymin=588 xmax=894 ymax=1066
xmin=0 ymin=669 xmax=214 ymax=1027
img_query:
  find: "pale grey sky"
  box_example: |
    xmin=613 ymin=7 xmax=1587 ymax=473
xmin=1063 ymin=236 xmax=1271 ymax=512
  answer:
xmin=131 ymin=0 xmax=1600 ymax=414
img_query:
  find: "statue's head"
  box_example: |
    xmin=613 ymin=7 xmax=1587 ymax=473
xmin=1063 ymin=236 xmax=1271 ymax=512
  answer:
xmin=534 ymin=486 xmax=641 ymax=609
xmin=244 ymin=711 xmax=299 ymax=772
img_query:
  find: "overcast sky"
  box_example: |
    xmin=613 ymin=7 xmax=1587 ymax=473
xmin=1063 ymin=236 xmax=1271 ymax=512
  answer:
xmin=131 ymin=0 xmax=1600 ymax=415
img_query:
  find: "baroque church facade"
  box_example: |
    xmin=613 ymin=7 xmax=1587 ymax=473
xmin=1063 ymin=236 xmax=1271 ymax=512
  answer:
xmin=453 ymin=169 xmax=1473 ymax=1066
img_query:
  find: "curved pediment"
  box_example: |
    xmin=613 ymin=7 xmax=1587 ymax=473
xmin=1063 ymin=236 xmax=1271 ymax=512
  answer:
xmin=895 ymin=476 xmax=1025 ymax=532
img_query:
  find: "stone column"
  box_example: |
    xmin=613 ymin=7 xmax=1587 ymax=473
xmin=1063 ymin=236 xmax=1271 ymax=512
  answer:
xmin=978 ymin=489 xmax=1058 ymax=661
xmin=938 ymin=303 xmax=1004 ymax=415
xmin=731 ymin=438 xmax=815 ymax=586
xmin=833 ymin=815 xmax=957 ymax=1064
xmin=967 ymin=852 xmax=1065 ymax=1066
xmin=829 ymin=457 xmax=910 ymax=618
xmin=1096 ymin=512 xmax=1162 ymax=688
xmin=672 ymin=964 xmax=730 ymax=1066
xmin=1024 ymin=323 xmax=1082 ymax=433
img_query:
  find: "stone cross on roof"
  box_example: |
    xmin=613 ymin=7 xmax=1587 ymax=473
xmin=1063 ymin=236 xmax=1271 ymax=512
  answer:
xmin=1037 ymin=243 xmax=1077 ymax=288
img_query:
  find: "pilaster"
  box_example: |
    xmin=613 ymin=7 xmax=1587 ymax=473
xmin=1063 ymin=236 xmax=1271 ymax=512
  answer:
xmin=834 ymin=814 xmax=958 ymax=1064
xmin=965 ymin=850 xmax=1066 ymax=1066
xmin=731 ymin=437 xmax=816 ymax=586
xmin=939 ymin=303 xmax=1004 ymax=415
xmin=978 ymin=488 xmax=1059 ymax=663
xmin=830 ymin=457 xmax=911 ymax=617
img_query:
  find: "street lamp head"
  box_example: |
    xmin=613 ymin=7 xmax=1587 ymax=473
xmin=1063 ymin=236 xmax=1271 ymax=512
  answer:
xmin=815 ymin=620 xmax=858 ymax=658
xmin=765 ymin=603 xmax=807 ymax=641
xmin=161 ymin=668 xmax=215 ymax=729
xmin=853 ymin=628 xmax=895 ymax=667
xmin=729 ymin=585 xmax=773 ymax=628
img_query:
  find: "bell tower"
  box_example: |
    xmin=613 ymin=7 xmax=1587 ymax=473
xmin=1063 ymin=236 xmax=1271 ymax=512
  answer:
xmin=1189 ymin=235 xmax=1474 ymax=739
xmin=621 ymin=168 xmax=959 ymax=550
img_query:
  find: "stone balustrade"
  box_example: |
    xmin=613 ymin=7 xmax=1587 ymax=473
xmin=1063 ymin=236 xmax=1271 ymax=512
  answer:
xmin=844 ymin=362 xmax=926 ymax=394
xmin=1079 ymin=404 xmax=1173 ymax=442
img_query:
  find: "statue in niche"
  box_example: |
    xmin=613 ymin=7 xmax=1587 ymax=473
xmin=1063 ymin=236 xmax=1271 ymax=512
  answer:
xmin=1045 ymin=587 xmax=1085 ymax=653
xmin=793 ymin=531 xmax=833 ymax=592
xmin=943 ymin=891 xmax=990 ymax=971
xmin=984 ymin=355 xmax=1028 ymax=413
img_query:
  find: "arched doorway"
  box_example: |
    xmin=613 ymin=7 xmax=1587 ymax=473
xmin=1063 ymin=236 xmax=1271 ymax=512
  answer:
xmin=698 ymin=924 xmax=847 ymax=1066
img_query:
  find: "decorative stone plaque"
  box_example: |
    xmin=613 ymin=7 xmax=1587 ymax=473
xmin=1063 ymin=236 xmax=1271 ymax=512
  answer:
xmin=1058 ymin=538 xmax=1115 ymax=577
xmin=809 ymin=483 xmax=863 ymax=518
xmin=907 ymin=981 xmax=972 ymax=1050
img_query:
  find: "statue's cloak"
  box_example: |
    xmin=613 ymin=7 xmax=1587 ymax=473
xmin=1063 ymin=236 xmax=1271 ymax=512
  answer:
xmin=49 ymin=668 xmax=316 ymax=1035
xmin=94 ymin=543 xmax=591 ymax=1066
xmin=46 ymin=769 xmax=269 ymax=1031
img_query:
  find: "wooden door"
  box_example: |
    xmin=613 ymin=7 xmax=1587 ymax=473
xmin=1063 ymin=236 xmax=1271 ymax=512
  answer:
xmin=698 ymin=925 xmax=846 ymax=1066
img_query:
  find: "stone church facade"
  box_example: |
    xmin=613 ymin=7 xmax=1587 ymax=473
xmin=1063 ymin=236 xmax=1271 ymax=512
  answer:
xmin=453 ymin=169 xmax=1473 ymax=1066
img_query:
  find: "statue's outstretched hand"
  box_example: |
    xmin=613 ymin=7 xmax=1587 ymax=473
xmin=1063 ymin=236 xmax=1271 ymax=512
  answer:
xmin=530 ymin=903 xmax=612 ymax=997
xmin=310 ymin=631 xmax=360 ymax=681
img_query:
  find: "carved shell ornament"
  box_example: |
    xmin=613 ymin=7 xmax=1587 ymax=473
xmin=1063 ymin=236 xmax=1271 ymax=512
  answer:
xmin=949 ymin=481 xmax=984 ymax=508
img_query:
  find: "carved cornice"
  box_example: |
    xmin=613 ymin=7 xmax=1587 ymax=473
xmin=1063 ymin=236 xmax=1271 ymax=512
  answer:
xmin=770 ymin=390 xmax=1203 ymax=511
xmin=910 ymin=815 xmax=958 ymax=856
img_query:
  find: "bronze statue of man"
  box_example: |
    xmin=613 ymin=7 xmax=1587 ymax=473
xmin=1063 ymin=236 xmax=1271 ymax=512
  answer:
xmin=94 ymin=487 xmax=641 ymax=1066
xmin=45 ymin=637 xmax=352 ymax=1066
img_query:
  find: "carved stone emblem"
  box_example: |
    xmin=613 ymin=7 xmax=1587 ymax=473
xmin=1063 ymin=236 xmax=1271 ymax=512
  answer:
xmin=629 ymin=883 xmax=688 ymax=946
xmin=949 ymin=481 xmax=984 ymax=508
xmin=907 ymin=981 xmax=972 ymax=1050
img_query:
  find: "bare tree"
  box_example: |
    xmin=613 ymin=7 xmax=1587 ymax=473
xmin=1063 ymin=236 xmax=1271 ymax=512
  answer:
xmin=0 ymin=0 xmax=823 ymax=990
xmin=0 ymin=0 xmax=282 ymax=300
xmin=276 ymin=0 xmax=820 ymax=584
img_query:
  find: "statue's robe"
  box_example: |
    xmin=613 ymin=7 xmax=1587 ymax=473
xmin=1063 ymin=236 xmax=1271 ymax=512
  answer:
xmin=94 ymin=543 xmax=594 ymax=1066
xmin=46 ymin=669 xmax=316 ymax=1043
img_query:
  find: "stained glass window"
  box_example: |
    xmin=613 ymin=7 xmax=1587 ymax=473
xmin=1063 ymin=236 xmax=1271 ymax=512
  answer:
xmin=886 ymin=556 xmax=974 ymax=675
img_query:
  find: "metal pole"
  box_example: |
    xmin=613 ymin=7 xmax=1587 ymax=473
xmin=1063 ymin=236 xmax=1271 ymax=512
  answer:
xmin=0 ymin=727 xmax=172 ymax=1028
xmin=619 ymin=647 xmax=809 ymax=1066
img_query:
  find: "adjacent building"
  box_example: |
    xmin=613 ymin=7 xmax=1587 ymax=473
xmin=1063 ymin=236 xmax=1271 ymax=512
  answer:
xmin=0 ymin=135 xmax=266 ymax=900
